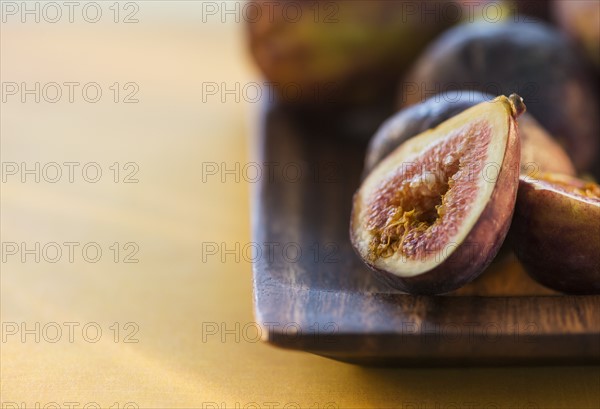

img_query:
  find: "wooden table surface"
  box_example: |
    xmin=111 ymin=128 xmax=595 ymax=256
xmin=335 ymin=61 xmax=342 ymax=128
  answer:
xmin=1 ymin=3 xmax=599 ymax=408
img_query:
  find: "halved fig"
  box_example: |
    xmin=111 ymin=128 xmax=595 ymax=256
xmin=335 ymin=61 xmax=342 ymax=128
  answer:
xmin=364 ymin=91 xmax=575 ymax=178
xmin=512 ymin=173 xmax=600 ymax=294
xmin=350 ymin=95 xmax=524 ymax=295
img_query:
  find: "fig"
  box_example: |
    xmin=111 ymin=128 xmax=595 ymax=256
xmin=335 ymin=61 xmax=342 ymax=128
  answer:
xmin=350 ymin=95 xmax=524 ymax=295
xmin=364 ymin=91 xmax=575 ymax=177
xmin=517 ymin=114 xmax=576 ymax=179
xmin=552 ymin=0 xmax=600 ymax=68
xmin=512 ymin=173 xmax=600 ymax=294
xmin=401 ymin=20 xmax=600 ymax=173
xmin=246 ymin=0 xmax=453 ymax=107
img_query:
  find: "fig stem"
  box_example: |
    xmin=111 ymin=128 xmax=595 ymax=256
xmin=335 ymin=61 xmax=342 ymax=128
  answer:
xmin=508 ymin=93 xmax=526 ymax=117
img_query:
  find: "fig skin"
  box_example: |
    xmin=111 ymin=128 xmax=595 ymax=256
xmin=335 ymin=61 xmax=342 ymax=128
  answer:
xmin=351 ymin=95 xmax=523 ymax=295
xmin=517 ymin=114 xmax=576 ymax=179
xmin=552 ymin=0 xmax=600 ymax=68
xmin=401 ymin=20 xmax=600 ymax=173
xmin=512 ymin=174 xmax=600 ymax=294
xmin=246 ymin=0 xmax=453 ymax=108
xmin=364 ymin=91 xmax=575 ymax=178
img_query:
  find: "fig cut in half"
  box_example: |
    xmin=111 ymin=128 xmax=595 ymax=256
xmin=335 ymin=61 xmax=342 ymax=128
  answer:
xmin=350 ymin=95 xmax=524 ymax=295
xmin=513 ymin=173 xmax=600 ymax=294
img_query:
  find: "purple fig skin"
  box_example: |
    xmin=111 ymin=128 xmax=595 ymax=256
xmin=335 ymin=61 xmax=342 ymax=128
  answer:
xmin=351 ymin=100 xmax=522 ymax=295
xmin=401 ymin=21 xmax=600 ymax=174
xmin=364 ymin=91 xmax=492 ymax=176
xmin=512 ymin=176 xmax=600 ymax=294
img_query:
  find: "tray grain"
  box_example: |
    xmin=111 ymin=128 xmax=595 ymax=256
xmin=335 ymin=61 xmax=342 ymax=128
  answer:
xmin=251 ymin=102 xmax=600 ymax=366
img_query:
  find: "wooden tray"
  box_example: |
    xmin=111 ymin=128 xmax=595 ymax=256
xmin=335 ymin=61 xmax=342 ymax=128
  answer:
xmin=251 ymin=102 xmax=600 ymax=366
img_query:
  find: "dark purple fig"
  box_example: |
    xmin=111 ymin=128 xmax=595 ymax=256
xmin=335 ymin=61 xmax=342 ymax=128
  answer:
xmin=401 ymin=20 xmax=600 ymax=174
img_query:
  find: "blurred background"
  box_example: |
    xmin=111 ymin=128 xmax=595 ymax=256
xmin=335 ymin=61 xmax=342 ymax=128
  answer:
xmin=1 ymin=1 xmax=599 ymax=408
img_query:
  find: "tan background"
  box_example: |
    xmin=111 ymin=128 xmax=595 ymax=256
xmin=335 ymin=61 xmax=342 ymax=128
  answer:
xmin=1 ymin=2 xmax=599 ymax=408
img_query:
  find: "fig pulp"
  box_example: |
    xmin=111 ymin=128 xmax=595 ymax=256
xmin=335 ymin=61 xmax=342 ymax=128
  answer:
xmin=512 ymin=173 xmax=600 ymax=294
xmin=401 ymin=21 xmax=600 ymax=173
xmin=364 ymin=91 xmax=575 ymax=178
xmin=350 ymin=95 xmax=523 ymax=295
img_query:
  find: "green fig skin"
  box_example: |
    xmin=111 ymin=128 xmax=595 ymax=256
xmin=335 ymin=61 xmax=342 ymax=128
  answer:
xmin=512 ymin=175 xmax=600 ymax=295
xmin=247 ymin=0 xmax=454 ymax=108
